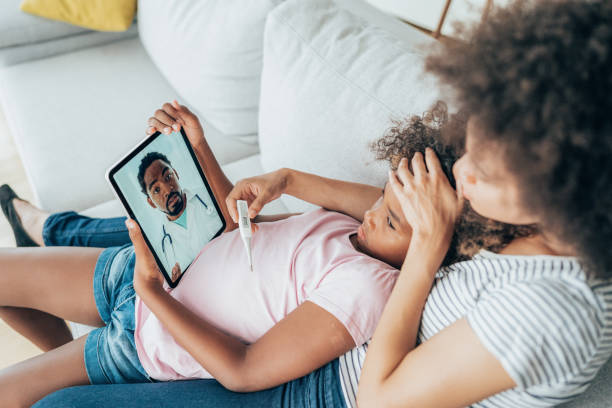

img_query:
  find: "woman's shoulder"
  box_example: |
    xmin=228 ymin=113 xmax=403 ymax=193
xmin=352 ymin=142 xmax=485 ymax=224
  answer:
xmin=442 ymin=249 xmax=612 ymax=323
xmin=440 ymin=251 xmax=612 ymax=389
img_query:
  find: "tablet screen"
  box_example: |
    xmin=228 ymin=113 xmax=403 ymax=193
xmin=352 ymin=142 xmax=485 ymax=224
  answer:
xmin=108 ymin=130 xmax=225 ymax=287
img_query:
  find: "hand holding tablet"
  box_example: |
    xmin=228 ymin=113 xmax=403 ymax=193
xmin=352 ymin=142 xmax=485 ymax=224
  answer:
xmin=147 ymin=100 xmax=206 ymax=150
xmin=107 ymin=127 xmax=226 ymax=288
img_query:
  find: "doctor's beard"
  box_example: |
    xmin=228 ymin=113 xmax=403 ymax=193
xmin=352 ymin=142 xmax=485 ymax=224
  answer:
xmin=165 ymin=191 xmax=185 ymax=216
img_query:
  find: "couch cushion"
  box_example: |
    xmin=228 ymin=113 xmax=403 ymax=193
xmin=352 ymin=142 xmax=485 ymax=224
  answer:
xmin=21 ymin=0 xmax=137 ymax=32
xmin=558 ymin=356 xmax=612 ymax=408
xmin=138 ymin=0 xmax=284 ymax=137
xmin=0 ymin=37 xmax=258 ymax=213
xmin=258 ymin=0 xmax=441 ymax=214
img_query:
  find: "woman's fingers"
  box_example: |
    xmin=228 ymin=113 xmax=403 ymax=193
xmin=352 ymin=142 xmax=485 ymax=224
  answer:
xmin=394 ymin=157 xmax=413 ymax=189
xmin=387 ymin=168 xmax=403 ymax=195
xmin=411 ymin=152 xmax=426 ymax=180
xmin=424 ymin=148 xmax=443 ymax=178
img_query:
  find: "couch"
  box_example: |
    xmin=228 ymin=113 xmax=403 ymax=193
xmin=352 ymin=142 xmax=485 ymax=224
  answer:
xmin=0 ymin=0 xmax=609 ymax=406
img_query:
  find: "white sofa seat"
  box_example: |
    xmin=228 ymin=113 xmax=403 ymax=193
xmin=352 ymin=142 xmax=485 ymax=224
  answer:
xmin=0 ymin=37 xmax=259 ymax=213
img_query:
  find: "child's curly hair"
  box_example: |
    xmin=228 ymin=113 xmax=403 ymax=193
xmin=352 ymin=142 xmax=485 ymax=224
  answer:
xmin=371 ymin=102 xmax=536 ymax=266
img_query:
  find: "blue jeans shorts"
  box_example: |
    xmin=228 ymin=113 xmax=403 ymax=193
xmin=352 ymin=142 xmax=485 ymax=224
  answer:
xmin=84 ymin=244 xmax=153 ymax=385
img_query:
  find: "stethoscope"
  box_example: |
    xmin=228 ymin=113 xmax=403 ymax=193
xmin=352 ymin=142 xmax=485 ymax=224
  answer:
xmin=161 ymin=193 xmax=213 ymax=261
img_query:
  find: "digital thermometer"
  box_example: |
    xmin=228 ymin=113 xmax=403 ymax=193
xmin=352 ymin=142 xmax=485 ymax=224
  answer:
xmin=236 ymin=200 xmax=253 ymax=271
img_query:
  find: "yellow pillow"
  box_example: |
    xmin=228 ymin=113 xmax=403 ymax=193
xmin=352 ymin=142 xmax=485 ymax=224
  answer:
xmin=20 ymin=0 xmax=136 ymax=32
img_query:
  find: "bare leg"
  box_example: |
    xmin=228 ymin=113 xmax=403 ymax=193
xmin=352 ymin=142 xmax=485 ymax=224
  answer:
xmin=11 ymin=198 xmax=49 ymax=247
xmin=0 ymin=334 xmax=89 ymax=407
xmin=0 ymin=247 xmax=105 ymax=350
xmin=0 ymin=307 xmax=72 ymax=351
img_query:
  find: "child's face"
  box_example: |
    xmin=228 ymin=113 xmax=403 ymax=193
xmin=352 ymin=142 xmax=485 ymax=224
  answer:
xmin=354 ymin=182 xmax=412 ymax=268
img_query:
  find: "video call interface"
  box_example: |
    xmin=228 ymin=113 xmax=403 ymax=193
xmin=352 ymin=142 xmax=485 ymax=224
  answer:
xmin=112 ymin=132 xmax=224 ymax=283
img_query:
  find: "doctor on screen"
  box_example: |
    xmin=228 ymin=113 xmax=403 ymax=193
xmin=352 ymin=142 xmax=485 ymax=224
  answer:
xmin=137 ymin=151 xmax=222 ymax=281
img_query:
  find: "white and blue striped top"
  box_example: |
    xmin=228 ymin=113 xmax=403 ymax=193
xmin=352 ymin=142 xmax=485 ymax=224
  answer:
xmin=339 ymin=250 xmax=612 ymax=407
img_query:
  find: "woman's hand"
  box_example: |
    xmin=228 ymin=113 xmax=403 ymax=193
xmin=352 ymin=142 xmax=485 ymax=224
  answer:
xmin=225 ymin=169 xmax=291 ymax=223
xmin=146 ymin=100 xmax=205 ymax=149
xmin=389 ymin=148 xmax=464 ymax=249
xmin=126 ymin=219 xmax=165 ymax=294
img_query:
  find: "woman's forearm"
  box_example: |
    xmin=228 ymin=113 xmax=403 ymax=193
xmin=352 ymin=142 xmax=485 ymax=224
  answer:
xmin=357 ymin=239 xmax=445 ymax=407
xmin=284 ymin=168 xmax=381 ymax=222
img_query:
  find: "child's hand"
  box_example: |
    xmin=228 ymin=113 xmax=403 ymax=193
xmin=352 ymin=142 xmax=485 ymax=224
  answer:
xmin=389 ymin=149 xmax=464 ymax=247
xmin=226 ymin=169 xmax=290 ymax=223
xmin=126 ymin=219 xmax=165 ymax=293
xmin=146 ymin=100 xmax=205 ymax=149
xmin=171 ymin=262 xmax=181 ymax=281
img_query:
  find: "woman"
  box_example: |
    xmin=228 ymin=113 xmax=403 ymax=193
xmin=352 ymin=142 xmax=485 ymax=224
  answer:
xmin=357 ymin=1 xmax=612 ymax=407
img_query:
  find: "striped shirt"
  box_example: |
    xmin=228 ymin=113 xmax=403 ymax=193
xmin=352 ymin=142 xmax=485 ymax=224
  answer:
xmin=339 ymin=250 xmax=612 ymax=407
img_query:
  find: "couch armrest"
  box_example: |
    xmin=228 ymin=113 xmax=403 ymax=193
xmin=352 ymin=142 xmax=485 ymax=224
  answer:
xmin=0 ymin=2 xmax=138 ymax=67
xmin=0 ymin=25 xmax=138 ymax=67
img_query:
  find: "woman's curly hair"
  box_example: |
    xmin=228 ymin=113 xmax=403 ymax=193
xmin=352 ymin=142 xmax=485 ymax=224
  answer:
xmin=421 ymin=0 xmax=612 ymax=277
xmin=371 ymin=102 xmax=535 ymax=267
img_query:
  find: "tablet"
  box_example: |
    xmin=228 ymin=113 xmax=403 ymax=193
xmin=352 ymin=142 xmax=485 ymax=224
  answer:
xmin=106 ymin=129 xmax=226 ymax=288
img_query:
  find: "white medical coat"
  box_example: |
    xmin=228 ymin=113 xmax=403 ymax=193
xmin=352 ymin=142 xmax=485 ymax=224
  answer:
xmin=159 ymin=188 xmax=223 ymax=275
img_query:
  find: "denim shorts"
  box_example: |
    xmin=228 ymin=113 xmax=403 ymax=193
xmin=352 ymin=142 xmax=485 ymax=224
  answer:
xmin=84 ymin=244 xmax=153 ymax=385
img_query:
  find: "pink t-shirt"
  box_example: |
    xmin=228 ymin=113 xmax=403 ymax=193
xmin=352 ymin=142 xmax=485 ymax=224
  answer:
xmin=133 ymin=208 xmax=398 ymax=380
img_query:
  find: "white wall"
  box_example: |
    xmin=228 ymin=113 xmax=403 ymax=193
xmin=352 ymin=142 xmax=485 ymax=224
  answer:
xmin=365 ymin=0 xmax=511 ymax=36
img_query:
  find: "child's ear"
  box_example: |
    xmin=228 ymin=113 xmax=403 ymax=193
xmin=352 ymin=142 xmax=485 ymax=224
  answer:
xmin=147 ymin=197 xmax=156 ymax=209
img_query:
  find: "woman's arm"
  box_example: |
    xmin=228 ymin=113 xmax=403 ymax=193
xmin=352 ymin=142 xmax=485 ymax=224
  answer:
xmin=126 ymin=220 xmax=355 ymax=392
xmin=358 ymin=152 xmax=514 ymax=407
xmin=357 ymin=241 xmax=515 ymax=407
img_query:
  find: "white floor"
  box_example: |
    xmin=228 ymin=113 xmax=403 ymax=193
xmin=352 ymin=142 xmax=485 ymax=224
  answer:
xmin=0 ymin=106 xmax=42 ymax=369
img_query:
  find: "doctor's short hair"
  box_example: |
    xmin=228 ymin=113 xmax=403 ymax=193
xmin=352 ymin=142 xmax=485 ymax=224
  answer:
xmin=137 ymin=151 xmax=173 ymax=195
